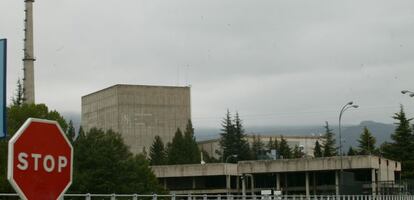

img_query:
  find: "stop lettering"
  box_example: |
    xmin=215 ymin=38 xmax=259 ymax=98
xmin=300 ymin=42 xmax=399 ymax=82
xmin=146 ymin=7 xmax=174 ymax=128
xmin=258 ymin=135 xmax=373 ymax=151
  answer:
xmin=17 ymin=153 xmax=68 ymax=173
xmin=8 ymin=118 xmax=73 ymax=200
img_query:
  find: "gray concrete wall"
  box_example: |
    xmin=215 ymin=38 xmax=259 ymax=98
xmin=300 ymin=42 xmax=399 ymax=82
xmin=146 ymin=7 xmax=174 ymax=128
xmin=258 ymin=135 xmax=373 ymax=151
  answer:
xmin=238 ymin=156 xmax=379 ymax=173
xmin=82 ymin=86 xmax=120 ymax=133
xmin=152 ymin=163 xmax=239 ymax=177
xmin=377 ymin=157 xmax=400 ymax=182
xmin=82 ymin=84 xmax=191 ymax=154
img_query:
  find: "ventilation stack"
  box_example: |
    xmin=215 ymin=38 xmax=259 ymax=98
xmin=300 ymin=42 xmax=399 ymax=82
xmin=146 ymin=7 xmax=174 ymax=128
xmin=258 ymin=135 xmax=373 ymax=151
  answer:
xmin=23 ymin=0 xmax=35 ymax=104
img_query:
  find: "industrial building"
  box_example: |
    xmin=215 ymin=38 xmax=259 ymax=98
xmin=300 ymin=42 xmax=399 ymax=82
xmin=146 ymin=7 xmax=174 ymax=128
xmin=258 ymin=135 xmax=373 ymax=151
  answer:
xmin=81 ymin=84 xmax=191 ymax=154
xmin=151 ymin=156 xmax=402 ymax=196
xmin=198 ymin=135 xmax=322 ymax=159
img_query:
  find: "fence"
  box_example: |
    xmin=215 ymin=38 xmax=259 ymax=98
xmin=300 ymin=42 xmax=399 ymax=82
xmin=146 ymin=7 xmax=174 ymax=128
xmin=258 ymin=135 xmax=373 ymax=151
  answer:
xmin=0 ymin=194 xmax=414 ymax=200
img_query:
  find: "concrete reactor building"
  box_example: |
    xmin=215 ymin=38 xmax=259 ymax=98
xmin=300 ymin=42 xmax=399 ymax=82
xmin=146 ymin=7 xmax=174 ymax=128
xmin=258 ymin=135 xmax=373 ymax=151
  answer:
xmin=81 ymin=84 xmax=191 ymax=154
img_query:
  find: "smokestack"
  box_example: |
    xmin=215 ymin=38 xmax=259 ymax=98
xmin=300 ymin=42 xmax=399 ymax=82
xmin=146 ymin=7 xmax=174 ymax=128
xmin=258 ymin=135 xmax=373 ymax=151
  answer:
xmin=23 ymin=0 xmax=35 ymax=104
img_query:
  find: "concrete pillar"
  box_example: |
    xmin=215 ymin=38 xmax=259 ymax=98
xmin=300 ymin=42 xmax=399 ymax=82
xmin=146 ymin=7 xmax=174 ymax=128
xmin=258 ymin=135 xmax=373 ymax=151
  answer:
xmin=335 ymin=171 xmax=340 ymax=195
xmin=226 ymin=175 xmax=231 ymax=189
xmin=237 ymin=176 xmax=240 ymax=190
xmin=285 ymin=173 xmax=288 ymax=195
xmin=163 ymin=178 xmax=167 ymax=190
xmin=242 ymin=176 xmax=246 ymax=198
xmin=276 ymin=173 xmax=281 ymax=191
xmin=192 ymin=177 xmax=196 ymax=189
xmin=305 ymin=172 xmax=310 ymax=199
xmin=313 ymin=172 xmax=317 ymax=195
xmin=372 ymin=169 xmax=377 ymax=195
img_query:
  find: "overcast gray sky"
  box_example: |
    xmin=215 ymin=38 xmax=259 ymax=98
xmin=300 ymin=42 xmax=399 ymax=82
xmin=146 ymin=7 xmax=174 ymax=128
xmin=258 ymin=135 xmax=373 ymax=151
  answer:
xmin=1 ymin=0 xmax=414 ymax=128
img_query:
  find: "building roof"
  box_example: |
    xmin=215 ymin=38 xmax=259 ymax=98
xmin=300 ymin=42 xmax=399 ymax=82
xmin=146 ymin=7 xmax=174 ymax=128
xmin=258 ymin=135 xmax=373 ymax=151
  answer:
xmin=82 ymin=84 xmax=191 ymax=99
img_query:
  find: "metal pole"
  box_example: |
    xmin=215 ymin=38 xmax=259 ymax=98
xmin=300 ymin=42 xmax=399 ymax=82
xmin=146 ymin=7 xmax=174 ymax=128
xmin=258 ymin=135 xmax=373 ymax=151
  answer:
xmin=338 ymin=101 xmax=358 ymax=195
xmin=339 ymin=103 xmax=348 ymax=195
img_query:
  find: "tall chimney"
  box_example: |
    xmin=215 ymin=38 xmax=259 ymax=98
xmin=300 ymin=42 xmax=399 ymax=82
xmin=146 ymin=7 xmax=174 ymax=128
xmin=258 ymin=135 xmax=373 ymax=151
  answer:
xmin=23 ymin=0 xmax=35 ymax=104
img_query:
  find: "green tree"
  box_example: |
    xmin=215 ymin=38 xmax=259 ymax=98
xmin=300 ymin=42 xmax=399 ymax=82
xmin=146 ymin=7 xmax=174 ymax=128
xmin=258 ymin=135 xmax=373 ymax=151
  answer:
xmin=274 ymin=138 xmax=279 ymax=157
xmin=149 ymin=135 xmax=167 ymax=165
xmin=219 ymin=110 xmax=234 ymax=161
xmin=292 ymin=145 xmax=304 ymax=158
xmin=11 ymin=78 xmax=24 ymax=106
xmin=183 ymin=120 xmax=201 ymax=164
xmin=357 ymin=127 xmax=377 ymax=155
xmin=322 ymin=121 xmax=337 ymax=157
xmin=7 ymin=103 xmax=68 ymax=136
xmin=70 ymin=128 xmax=164 ymax=194
xmin=233 ymin=112 xmax=251 ymax=160
xmin=278 ymin=136 xmax=291 ymax=159
xmin=167 ymin=128 xmax=186 ymax=164
xmin=266 ymin=137 xmax=279 ymax=151
xmin=123 ymin=154 xmax=165 ymax=193
xmin=219 ymin=111 xmax=251 ymax=162
xmin=381 ymin=105 xmax=414 ymax=178
xmin=313 ymin=140 xmax=323 ymax=158
xmin=347 ymin=147 xmax=358 ymax=156
xmin=166 ymin=121 xmax=201 ymax=165
xmin=67 ymin=120 xmax=76 ymax=143
xmin=267 ymin=137 xmax=274 ymax=150
xmin=251 ymin=134 xmax=265 ymax=160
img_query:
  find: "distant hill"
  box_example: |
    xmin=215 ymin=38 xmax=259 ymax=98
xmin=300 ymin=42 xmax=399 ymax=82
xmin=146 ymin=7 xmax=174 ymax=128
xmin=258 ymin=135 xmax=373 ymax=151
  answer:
xmin=195 ymin=121 xmax=396 ymax=150
xmin=340 ymin=121 xmax=395 ymax=150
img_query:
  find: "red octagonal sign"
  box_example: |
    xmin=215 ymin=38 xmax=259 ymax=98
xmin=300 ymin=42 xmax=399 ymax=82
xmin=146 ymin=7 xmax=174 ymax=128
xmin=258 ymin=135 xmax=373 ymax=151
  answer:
xmin=8 ymin=118 xmax=73 ymax=200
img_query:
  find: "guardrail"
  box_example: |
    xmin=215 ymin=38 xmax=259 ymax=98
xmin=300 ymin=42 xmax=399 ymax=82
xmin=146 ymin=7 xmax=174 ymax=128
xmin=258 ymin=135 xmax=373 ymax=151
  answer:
xmin=0 ymin=194 xmax=413 ymax=200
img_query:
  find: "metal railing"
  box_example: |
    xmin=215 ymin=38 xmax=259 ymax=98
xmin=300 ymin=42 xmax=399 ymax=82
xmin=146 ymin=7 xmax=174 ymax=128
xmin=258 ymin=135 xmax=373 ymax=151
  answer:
xmin=0 ymin=194 xmax=413 ymax=200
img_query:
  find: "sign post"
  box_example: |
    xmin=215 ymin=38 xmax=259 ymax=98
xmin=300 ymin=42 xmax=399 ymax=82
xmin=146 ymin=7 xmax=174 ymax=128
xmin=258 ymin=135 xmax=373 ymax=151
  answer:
xmin=8 ymin=118 xmax=73 ymax=200
xmin=0 ymin=39 xmax=6 ymax=138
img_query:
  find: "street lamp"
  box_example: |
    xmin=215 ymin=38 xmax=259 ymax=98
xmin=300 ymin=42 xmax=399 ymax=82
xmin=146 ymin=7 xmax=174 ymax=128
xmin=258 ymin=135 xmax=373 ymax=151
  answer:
xmin=338 ymin=101 xmax=359 ymax=194
xmin=401 ymin=90 xmax=414 ymax=97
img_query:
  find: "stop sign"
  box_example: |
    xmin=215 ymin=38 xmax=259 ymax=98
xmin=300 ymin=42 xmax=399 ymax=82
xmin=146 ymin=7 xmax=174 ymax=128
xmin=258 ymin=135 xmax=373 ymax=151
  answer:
xmin=7 ymin=118 xmax=73 ymax=200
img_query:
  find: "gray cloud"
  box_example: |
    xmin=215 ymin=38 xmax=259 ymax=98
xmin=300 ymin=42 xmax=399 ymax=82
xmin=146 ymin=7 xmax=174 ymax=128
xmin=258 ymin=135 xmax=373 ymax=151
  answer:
xmin=1 ymin=0 xmax=414 ymax=128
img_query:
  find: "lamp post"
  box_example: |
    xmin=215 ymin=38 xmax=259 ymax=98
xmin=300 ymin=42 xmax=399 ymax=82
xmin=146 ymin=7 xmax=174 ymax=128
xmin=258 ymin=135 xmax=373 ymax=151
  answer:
xmin=401 ymin=90 xmax=414 ymax=97
xmin=338 ymin=101 xmax=359 ymax=194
